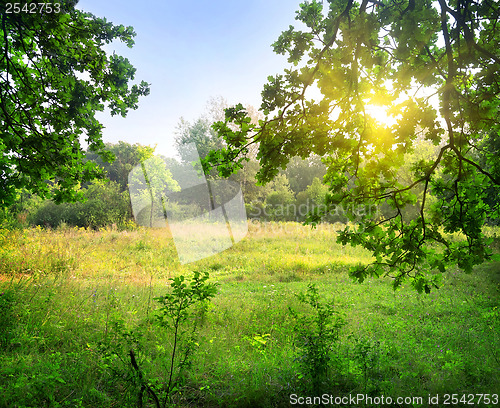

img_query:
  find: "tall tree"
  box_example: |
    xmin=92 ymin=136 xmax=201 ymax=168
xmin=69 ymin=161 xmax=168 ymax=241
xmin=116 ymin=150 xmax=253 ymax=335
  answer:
xmin=85 ymin=142 xmax=155 ymax=191
xmin=128 ymin=155 xmax=180 ymax=228
xmin=175 ymin=117 xmax=225 ymax=167
xmin=284 ymin=155 xmax=326 ymax=195
xmin=205 ymin=0 xmax=500 ymax=292
xmin=0 ymin=0 xmax=149 ymax=205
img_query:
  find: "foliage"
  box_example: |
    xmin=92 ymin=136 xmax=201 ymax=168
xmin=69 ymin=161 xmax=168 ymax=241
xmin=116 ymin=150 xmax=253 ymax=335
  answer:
xmin=31 ymin=179 xmax=131 ymax=229
xmin=284 ymin=156 xmax=326 ymax=195
xmin=85 ymin=142 xmax=155 ymax=192
xmin=302 ymin=177 xmax=329 ymax=206
xmin=289 ymin=283 xmax=345 ymax=394
xmin=154 ymin=271 xmax=218 ymax=404
xmin=128 ymin=155 xmax=181 ymax=228
xmin=0 ymin=0 xmax=149 ymax=206
xmin=0 ymin=207 xmax=23 ymax=230
xmin=175 ymin=117 xmax=225 ymax=166
xmin=265 ymin=174 xmax=295 ymax=221
xmin=78 ymin=180 xmax=132 ymax=228
xmin=473 ymin=130 xmax=500 ymax=226
xmin=204 ymin=0 xmax=500 ymax=291
xmin=97 ymin=317 xmax=161 ymax=408
xmin=349 ymin=336 xmax=383 ymax=394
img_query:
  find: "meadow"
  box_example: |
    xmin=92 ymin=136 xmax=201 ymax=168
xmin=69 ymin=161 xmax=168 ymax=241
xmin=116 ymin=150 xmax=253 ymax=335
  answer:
xmin=0 ymin=222 xmax=498 ymax=407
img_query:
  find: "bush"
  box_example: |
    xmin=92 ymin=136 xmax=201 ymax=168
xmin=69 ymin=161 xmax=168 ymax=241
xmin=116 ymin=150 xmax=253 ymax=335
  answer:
xmin=289 ymin=284 xmax=345 ymax=394
xmin=31 ymin=180 xmax=131 ymax=229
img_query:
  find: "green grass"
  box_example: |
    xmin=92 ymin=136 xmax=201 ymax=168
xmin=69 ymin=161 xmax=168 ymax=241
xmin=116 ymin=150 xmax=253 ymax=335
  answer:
xmin=0 ymin=222 xmax=499 ymax=407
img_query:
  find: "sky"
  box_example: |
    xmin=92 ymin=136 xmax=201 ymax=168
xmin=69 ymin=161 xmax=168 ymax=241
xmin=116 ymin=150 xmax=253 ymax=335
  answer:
xmin=76 ymin=0 xmax=303 ymax=158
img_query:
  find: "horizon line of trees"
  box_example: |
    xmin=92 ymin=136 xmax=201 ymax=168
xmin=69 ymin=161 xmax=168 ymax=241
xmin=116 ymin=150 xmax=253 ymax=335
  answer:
xmin=0 ymin=138 xmax=480 ymax=230
xmin=2 ymin=97 xmax=498 ymax=230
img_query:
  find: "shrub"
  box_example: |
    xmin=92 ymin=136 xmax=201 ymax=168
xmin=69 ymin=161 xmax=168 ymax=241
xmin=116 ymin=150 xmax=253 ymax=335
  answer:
xmin=154 ymin=271 xmax=218 ymax=402
xmin=289 ymin=284 xmax=345 ymax=395
xmin=31 ymin=180 xmax=131 ymax=229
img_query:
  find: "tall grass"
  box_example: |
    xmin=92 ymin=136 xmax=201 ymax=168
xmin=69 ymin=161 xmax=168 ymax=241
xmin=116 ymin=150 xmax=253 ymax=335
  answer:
xmin=0 ymin=222 xmax=498 ymax=407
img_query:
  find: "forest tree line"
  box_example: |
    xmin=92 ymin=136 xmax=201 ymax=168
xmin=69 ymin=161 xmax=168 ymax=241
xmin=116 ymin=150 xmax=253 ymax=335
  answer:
xmin=1 ymin=115 xmax=451 ymax=230
xmin=3 ymin=97 xmax=496 ymax=230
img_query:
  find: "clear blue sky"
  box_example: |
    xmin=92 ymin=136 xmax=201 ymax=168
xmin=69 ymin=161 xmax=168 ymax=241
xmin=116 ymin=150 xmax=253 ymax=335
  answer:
xmin=76 ymin=0 xmax=302 ymax=158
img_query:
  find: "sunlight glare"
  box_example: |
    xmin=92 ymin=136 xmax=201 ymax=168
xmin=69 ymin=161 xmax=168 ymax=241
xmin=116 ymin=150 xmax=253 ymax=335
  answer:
xmin=365 ymin=104 xmax=400 ymax=127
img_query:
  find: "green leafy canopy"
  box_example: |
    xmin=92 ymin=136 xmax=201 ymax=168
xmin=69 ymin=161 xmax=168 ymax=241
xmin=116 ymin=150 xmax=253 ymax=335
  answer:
xmin=0 ymin=0 xmax=150 ymax=204
xmin=204 ymin=0 xmax=500 ymax=292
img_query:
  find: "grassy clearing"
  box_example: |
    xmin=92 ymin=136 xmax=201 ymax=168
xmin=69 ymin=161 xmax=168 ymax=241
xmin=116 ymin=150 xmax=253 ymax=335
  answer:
xmin=0 ymin=222 xmax=499 ymax=407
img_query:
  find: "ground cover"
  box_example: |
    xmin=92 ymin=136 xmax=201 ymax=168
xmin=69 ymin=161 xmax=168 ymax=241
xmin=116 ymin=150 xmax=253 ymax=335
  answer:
xmin=0 ymin=223 xmax=498 ymax=407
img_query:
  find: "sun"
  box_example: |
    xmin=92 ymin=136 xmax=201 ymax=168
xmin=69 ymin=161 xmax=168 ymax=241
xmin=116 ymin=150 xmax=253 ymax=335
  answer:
xmin=365 ymin=104 xmax=400 ymax=127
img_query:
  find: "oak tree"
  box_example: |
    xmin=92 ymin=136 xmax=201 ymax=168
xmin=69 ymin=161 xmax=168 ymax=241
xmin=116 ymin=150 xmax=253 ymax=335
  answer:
xmin=205 ymin=0 xmax=500 ymax=292
xmin=0 ymin=0 xmax=149 ymax=205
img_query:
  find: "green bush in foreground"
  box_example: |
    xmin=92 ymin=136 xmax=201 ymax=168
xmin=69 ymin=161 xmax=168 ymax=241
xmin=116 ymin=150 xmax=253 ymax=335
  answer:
xmin=289 ymin=284 xmax=345 ymax=395
xmin=98 ymin=271 xmax=218 ymax=408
